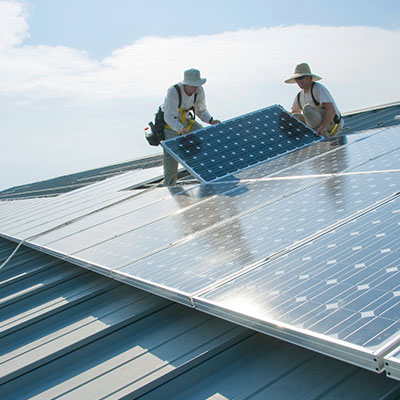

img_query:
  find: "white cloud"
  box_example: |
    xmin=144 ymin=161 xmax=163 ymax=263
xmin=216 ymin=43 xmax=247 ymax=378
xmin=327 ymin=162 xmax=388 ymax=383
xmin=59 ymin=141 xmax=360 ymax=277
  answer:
xmin=0 ymin=0 xmax=28 ymax=49
xmin=0 ymin=0 xmax=399 ymax=190
xmin=0 ymin=9 xmax=399 ymax=109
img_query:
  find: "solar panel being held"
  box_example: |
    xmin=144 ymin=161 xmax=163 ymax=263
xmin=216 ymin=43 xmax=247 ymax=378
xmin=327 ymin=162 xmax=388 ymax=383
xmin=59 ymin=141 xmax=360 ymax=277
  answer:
xmin=161 ymin=104 xmax=321 ymax=182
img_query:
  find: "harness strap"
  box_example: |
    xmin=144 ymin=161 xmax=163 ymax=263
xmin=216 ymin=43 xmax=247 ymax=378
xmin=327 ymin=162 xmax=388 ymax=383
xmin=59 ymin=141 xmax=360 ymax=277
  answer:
xmin=165 ymin=84 xmax=197 ymax=134
xmin=184 ymin=116 xmax=196 ymax=133
xmin=165 ymin=107 xmax=195 ymax=134
xmin=328 ymin=123 xmax=339 ymax=136
xmin=297 ymin=82 xmax=320 ymax=109
xmin=174 ymin=84 xmax=182 ymax=107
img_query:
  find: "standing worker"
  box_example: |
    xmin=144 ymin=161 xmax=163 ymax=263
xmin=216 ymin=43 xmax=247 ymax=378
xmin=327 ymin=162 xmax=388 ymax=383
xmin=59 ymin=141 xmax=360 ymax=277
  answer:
xmin=285 ymin=63 xmax=343 ymax=137
xmin=162 ymin=68 xmax=220 ymax=186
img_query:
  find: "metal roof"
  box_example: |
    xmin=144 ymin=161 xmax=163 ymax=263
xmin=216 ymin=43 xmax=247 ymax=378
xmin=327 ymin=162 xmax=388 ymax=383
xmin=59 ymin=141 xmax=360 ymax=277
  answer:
xmin=1 ymin=101 xmax=400 ymax=399
xmin=342 ymin=101 xmax=400 ymax=134
xmin=1 ymin=237 xmax=400 ymax=400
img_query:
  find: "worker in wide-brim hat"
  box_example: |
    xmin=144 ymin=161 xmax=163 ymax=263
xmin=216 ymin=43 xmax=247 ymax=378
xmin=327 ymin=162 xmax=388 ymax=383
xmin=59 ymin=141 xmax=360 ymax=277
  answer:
xmin=285 ymin=63 xmax=343 ymax=137
xmin=161 ymin=68 xmax=221 ymax=186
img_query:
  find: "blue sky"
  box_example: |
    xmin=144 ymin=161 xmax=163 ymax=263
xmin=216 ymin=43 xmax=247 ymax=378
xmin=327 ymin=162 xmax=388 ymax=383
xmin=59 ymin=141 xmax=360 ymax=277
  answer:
xmin=0 ymin=0 xmax=400 ymax=190
xmin=24 ymin=0 xmax=400 ymax=59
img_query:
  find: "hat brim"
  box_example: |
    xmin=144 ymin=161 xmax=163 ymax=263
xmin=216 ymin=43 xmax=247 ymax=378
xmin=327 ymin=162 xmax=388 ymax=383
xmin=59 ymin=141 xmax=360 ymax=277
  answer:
xmin=284 ymin=73 xmax=322 ymax=84
xmin=181 ymin=78 xmax=207 ymax=87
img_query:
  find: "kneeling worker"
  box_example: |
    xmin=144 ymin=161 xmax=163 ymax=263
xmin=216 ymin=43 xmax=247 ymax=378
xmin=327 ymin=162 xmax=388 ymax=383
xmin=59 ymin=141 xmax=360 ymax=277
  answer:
xmin=162 ymin=68 xmax=220 ymax=186
xmin=285 ymin=63 xmax=343 ymax=137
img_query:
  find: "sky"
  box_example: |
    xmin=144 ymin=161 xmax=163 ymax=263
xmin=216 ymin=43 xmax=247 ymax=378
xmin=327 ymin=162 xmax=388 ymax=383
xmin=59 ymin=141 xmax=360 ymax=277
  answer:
xmin=0 ymin=0 xmax=399 ymax=191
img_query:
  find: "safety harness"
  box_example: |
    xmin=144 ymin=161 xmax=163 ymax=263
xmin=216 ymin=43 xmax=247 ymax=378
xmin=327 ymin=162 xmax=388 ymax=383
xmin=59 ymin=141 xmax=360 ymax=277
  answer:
xmin=165 ymin=84 xmax=197 ymax=134
xmin=297 ymin=82 xmax=342 ymax=136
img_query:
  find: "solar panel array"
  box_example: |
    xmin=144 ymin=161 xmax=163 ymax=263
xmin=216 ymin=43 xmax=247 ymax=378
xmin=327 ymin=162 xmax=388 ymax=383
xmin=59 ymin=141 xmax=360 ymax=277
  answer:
xmin=1 ymin=106 xmax=400 ymax=375
xmin=196 ymin=195 xmax=400 ymax=370
xmin=161 ymin=105 xmax=321 ymax=182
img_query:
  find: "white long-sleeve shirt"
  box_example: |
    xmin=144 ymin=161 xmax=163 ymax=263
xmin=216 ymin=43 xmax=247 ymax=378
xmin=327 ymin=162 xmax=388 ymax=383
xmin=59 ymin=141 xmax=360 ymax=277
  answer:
xmin=162 ymin=83 xmax=212 ymax=132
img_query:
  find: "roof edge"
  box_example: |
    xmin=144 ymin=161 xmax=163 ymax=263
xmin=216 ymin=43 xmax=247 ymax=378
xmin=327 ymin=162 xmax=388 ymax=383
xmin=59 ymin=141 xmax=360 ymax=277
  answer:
xmin=342 ymin=100 xmax=400 ymax=116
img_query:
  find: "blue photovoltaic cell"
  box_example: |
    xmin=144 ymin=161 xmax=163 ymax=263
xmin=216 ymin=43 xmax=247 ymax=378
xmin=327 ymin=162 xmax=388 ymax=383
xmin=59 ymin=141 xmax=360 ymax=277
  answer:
xmin=161 ymin=104 xmax=321 ymax=182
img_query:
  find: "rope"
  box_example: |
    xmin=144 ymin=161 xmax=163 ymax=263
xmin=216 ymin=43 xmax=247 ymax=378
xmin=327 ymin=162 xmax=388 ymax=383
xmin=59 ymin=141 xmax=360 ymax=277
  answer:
xmin=0 ymin=239 xmax=25 ymax=270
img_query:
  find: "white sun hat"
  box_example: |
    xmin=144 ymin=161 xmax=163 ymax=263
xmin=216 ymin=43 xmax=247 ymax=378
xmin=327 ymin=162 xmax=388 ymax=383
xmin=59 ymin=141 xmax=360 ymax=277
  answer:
xmin=181 ymin=68 xmax=207 ymax=87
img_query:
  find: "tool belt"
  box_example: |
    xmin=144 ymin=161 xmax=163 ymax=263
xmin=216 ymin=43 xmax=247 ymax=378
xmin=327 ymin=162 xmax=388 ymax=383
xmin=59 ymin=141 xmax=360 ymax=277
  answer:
xmin=333 ymin=114 xmax=342 ymax=124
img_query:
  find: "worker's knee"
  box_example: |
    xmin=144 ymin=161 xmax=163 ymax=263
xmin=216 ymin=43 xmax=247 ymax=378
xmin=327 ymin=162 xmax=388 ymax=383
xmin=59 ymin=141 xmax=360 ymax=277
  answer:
xmin=303 ymin=104 xmax=325 ymax=130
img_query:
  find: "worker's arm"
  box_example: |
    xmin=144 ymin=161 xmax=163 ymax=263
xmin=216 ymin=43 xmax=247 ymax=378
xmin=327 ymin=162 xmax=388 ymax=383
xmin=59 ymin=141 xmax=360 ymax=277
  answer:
xmin=163 ymin=86 xmax=184 ymax=133
xmin=289 ymin=93 xmax=301 ymax=114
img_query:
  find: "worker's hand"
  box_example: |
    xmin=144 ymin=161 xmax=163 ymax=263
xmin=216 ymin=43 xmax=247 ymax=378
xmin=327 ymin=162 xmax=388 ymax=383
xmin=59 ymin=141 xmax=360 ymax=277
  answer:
xmin=316 ymin=125 xmax=326 ymax=137
xmin=182 ymin=127 xmax=190 ymax=134
xmin=210 ymin=119 xmax=221 ymax=125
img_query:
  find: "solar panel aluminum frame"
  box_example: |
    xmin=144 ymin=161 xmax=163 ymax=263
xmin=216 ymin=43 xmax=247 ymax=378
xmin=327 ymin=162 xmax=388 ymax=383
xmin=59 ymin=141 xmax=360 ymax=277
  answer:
xmin=192 ymin=296 xmax=400 ymax=373
xmin=161 ymin=104 xmax=321 ymax=183
xmin=111 ymin=268 xmax=195 ymax=306
xmin=384 ymin=347 xmax=400 ymax=381
xmin=4 ymin=238 xmax=116 ymax=279
xmin=0 ymin=232 xmax=20 ymax=245
xmin=7 ymin=238 xmax=196 ymax=307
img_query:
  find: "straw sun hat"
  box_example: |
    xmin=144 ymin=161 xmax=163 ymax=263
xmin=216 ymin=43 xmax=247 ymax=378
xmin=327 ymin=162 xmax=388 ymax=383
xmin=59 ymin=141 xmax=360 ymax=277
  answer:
xmin=285 ymin=63 xmax=322 ymax=84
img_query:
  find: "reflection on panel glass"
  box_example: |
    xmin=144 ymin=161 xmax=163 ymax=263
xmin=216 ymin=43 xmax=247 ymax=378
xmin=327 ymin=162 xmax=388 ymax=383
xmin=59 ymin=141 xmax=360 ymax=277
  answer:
xmin=273 ymin=143 xmax=352 ymax=177
xmin=271 ymin=128 xmax=400 ymax=178
xmin=232 ymin=139 xmax=345 ymax=180
xmin=162 ymin=105 xmax=321 ymax=182
xmin=353 ymin=149 xmax=400 ymax=173
xmin=73 ymin=177 xmax=323 ymax=266
xmin=60 ymin=168 xmax=162 ymax=197
xmin=235 ymin=126 xmax=400 ymax=181
xmin=34 ymin=184 xmax=215 ymax=246
xmin=0 ymin=170 xmax=152 ymax=239
xmin=35 ymin=181 xmax=255 ymax=253
xmin=110 ymin=172 xmax=399 ymax=295
xmin=8 ymin=191 xmax=133 ymax=239
xmin=200 ymin=197 xmax=400 ymax=351
xmin=0 ymin=198 xmax=53 ymax=228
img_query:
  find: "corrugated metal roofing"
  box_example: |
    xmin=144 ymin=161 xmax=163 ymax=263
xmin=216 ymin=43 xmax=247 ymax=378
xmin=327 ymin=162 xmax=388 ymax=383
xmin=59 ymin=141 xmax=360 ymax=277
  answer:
xmin=342 ymin=101 xmax=400 ymax=134
xmin=1 ymin=237 xmax=400 ymax=400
